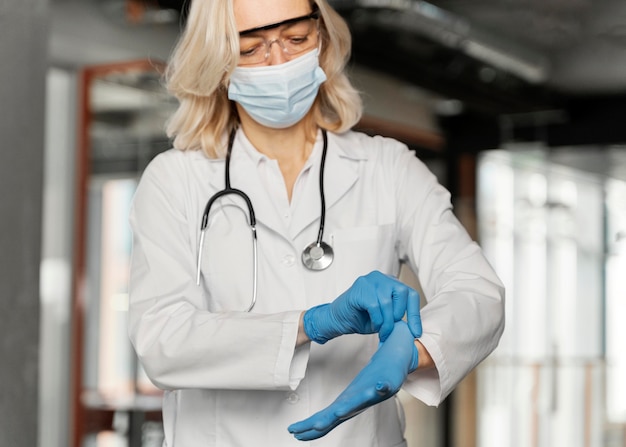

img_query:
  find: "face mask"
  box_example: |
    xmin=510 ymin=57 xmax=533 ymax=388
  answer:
xmin=228 ymin=49 xmax=327 ymax=129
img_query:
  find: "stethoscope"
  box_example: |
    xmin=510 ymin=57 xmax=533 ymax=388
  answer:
xmin=195 ymin=128 xmax=334 ymax=311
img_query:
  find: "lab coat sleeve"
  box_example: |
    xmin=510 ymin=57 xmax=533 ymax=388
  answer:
xmin=127 ymin=151 xmax=309 ymax=391
xmin=388 ymin=143 xmax=505 ymax=406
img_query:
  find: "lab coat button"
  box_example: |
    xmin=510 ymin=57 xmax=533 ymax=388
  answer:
xmin=286 ymin=392 xmax=300 ymax=404
xmin=282 ymin=254 xmax=295 ymax=267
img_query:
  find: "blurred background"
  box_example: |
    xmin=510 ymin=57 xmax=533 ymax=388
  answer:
xmin=2 ymin=0 xmax=626 ymax=446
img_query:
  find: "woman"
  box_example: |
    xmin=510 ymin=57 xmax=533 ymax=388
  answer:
xmin=128 ymin=0 xmax=505 ymax=445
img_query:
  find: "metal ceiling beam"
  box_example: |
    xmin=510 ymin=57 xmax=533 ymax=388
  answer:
xmin=332 ymin=0 xmax=550 ymax=84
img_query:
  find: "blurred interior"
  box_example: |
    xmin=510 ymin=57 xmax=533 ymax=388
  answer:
xmin=5 ymin=0 xmax=626 ymax=446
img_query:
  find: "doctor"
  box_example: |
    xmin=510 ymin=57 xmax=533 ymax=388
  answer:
xmin=128 ymin=0 xmax=505 ymax=445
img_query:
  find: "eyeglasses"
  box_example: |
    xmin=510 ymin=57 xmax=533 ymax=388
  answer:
xmin=238 ymin=9 xmax=321 ymax=66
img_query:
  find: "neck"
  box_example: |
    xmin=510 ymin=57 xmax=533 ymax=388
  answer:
xmin=240 ymin=116 xmax=316 ymax=161
xmin=238 ymin=111 xmax=318 ymax=201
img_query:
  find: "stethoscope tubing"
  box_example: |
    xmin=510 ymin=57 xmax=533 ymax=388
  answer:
xmin=196 ymin=130 xmax=259 ymax=311
xmin=315 ymin=129 xmax=328 ymax=245
xmin=196 ymin=128 xmax=331 ymax=312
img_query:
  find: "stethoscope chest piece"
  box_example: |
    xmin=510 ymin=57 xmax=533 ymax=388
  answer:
xmin=302 ymin=241 xmax=333 ymax=270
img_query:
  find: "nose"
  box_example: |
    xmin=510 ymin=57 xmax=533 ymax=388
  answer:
xmin=266 ymin=39 xmax=289 ymax=65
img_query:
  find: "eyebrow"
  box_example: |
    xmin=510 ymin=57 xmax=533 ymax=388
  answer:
xmin=239 ymin=8 xmax=320 ymax=36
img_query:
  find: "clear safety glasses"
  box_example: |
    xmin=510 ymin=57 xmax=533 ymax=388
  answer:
xmin=238 ymin=8 xmax=321 ymax=66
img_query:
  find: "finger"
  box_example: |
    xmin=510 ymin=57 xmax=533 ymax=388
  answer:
xmin=366 ymin=303 xmax=384 ymax=335
xmin=288 ymin=410 xmax=338 ymax=440
xmin=287 ymin=416 xmax=322 ymax=435
xmin=391 ymin=284 xmax=409 ymax=321
xmin=292 ymin=428 xmax=329 ymax=441
xmin=380 ymin=272 xmax=412 ymax=323
xmin=406 ymin=289 xmax=422 ymax=338
xmin=379 ymin=280 xmax=407 ymax=342
xmin=375 ymin=296 xmax=394 ymax=342
xmin=363 ymin=273 xmax=396 ymax=341
xmin=289 ymin=422 xmax=332 ymax=441
xmin=353 ymin=274 xmax=384 ymax=332
xmin=291 ymin=420 xmax=338 ymax=442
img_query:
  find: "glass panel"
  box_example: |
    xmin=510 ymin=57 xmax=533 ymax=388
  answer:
xmin=74 ymin=61 xmax=176 ymax=447
xmin=606 ymin=178 xmax=626 ymax=424
xmin=476 ymin=148 xmax=613 ymax=447
xmin=84 ymin=177 xmax=139 ymax=398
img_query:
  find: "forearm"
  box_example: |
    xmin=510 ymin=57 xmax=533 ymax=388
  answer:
xmin=131 ymin=299 xmax=305 ymax=390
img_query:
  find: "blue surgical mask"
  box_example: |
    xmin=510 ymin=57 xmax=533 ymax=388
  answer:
xmin=228 ymin=49 xmax=327 ymax=129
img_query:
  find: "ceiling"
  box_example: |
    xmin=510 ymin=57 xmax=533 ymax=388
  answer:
xmin=328 ymin=0 xmax=626 ymax=154
xmin=49 ymin=0 xmax=626 ymax=158
xmin=150 ymin=0 xmax=626 ymax=96
xmin=401 ymin=0 xmax=626 ymax=94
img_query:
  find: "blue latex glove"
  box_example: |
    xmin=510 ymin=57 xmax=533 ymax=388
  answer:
xmin=288 ymin=321 xmax=419 ymax=441
xmin=303 ymin=271 xmax=422 ymax=343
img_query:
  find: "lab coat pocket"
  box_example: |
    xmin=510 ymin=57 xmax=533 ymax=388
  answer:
xmin=330 ymin=223 xmax=398 ymax=293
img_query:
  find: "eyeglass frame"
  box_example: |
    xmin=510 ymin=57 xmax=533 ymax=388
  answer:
xmin=239 ymin=7 xmax=320 ymax=36
xmin=237 ymin=7 xmax=321 ymax=65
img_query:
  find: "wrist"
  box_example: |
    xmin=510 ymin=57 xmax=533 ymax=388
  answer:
xmin=414 ymin=339 xmax=435 ymax=370
xmin=409 ymin=344 xmax=419 ymax=372
xmin=303 ymin=304 xmax=332 ymax=344
xmin=296 ymin=311 xmax=311 ymax=347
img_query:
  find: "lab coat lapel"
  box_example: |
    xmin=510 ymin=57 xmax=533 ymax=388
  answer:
xmin=218 ymin=140 xmax=289 ymax=237
xmin=204 ymin=131 xmax=364 ymax=240
xmin=290 ymin=133 xmax=361 ymax=239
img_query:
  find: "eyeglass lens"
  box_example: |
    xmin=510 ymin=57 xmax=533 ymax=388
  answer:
xmin=238 ymin=17 xmax=319 ymax=65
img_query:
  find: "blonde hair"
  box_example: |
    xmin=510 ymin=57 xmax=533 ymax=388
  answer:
xmin=165 ymin=0 xmax=363 ymax=158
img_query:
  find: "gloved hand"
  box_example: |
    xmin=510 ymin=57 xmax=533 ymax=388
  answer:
xmin=288 ymin=321 xmax=419 ymax=441
xmin=303 ymin=270 xmax=421 ymax=343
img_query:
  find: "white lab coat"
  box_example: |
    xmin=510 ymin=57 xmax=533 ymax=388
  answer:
xmin=128 ymin=129 xmax=505 ymax=447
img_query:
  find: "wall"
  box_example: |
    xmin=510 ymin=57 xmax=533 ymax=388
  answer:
xmin=0 ymin=0 xmax=49 ymax=446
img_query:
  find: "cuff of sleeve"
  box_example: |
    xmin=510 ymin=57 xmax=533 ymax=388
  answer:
xmin=404 ymin=367 xmax=442 ymax=406
xmin=275 ymin=311 xmax=311 ymax=390
xmin=402 ymin=333 xmax=448 ymax=406
xmin=289 ymin=342 xmax=310 ymax=390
